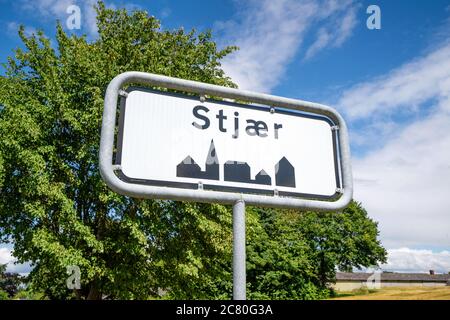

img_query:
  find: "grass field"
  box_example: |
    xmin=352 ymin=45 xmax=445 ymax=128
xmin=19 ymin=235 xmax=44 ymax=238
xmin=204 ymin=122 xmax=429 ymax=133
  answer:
xmin=331 ymin=286 xmax=450 ymax=300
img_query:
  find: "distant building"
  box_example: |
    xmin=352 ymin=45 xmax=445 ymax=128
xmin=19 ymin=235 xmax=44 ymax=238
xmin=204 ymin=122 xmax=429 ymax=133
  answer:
xmin=333 ymin=271 xmax=450 ymax=291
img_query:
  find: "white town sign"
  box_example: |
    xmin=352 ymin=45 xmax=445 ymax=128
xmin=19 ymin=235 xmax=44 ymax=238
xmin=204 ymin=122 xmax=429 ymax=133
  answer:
xmin=115 ymin=88 xmax=341 ymax=200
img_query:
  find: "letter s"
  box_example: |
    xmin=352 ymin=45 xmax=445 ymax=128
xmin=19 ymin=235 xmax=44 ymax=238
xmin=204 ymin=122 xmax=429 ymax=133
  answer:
xmin=192 ymin=105 xmax=210 ymax=129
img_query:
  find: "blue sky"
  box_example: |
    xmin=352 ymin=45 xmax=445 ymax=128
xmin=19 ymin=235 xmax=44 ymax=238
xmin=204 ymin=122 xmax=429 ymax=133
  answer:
xmin=1 ymin=0 xmax=450 ymax=274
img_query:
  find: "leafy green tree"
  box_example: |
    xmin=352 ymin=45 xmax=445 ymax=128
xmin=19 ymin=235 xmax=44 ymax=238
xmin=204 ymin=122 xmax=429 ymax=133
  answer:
xmin=13 ymin=289 xmax=46 ymax=300
xmin=0 ymin=263 xmax=24 ymax=298
xmin=246 ymin=208 xmax=328 ymax=299
xmin=295 ymin=201 xmax=387 ymax=288
xmin=0 ymin=1 xmax=236 ymax=300
xmin=0 ymin=289 xmax=8 ymax=300
xmin=245 ymin=201 xmax=387 ymax=299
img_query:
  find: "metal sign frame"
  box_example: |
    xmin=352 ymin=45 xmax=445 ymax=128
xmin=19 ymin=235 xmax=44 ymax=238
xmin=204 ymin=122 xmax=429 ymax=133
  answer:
xmin=99 ymin=71 xmax=353 ymax=211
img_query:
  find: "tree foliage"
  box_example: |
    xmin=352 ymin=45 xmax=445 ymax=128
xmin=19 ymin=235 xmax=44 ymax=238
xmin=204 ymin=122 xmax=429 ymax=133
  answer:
xmin=0 ymin=289 xmax=8 ymax=300
xmin=0 ymin=1 xmax=386 ymax=300
xmin=0 ymin=264 xmax=24 ymax=298
xmin=0 ymin=1 xmax=235 ymax=300
xmin=245 ymin=201 xmax=387 ymax=299
xmin=296 ymin=201 xmax=388 ymax=286
xmin=246 ymin=208 xmax=327 ymax=299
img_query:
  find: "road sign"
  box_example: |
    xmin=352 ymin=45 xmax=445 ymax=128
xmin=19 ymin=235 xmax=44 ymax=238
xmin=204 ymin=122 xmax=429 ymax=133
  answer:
xmin=117 ymin=88 xmax=338 ymax=200
xmin=99 ymin=72 xmax=353 ymax=300
xmin=100 ymin=72 xmax=353 ymax=211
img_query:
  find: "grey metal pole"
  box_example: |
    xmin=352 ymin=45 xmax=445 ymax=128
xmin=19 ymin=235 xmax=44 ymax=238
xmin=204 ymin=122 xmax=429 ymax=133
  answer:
xmin=233 ymin=199 xmax=246 ymax=300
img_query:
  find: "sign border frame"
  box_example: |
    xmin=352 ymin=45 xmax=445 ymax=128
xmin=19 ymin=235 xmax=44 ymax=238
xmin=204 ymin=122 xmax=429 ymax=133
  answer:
xmin=99 ymin=72 xmax=353 ymax=210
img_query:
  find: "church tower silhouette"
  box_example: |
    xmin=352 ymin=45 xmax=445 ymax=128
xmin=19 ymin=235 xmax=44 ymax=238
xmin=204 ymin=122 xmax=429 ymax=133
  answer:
xmin=176 ymin=140 xmax=219 ymax=180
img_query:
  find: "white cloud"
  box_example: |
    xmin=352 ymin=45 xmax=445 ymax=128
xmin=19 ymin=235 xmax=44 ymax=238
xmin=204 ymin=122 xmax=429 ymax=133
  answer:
xmin=18 ymin=0 xmax=98 ymax=36
xmin=304 ymin=28 xmax=331 ymax=61
xmin=338 ymin=42 xmax=450 ymax=120
xmin=18 ymin=0 xmax=141 ymax=38
xmin=84 ymin=0 xmax=100 ymax=37
xmin=6 ymin=21 xmax=37 ymax=38
xmin=381 ymin=248 xmax=450 ymax=273
xmin=0 ymin=246 xmax=31 ymax=274
xmin=160 ymin=7 xmax=171 ymax=19
xmin=0 ymin=247 xmax=14 ymax=265
xmin=334 ymin=6 xmax=358 ymax=46
xmin=304 ymin=5 xmax=357 ymax=60
xmin=336 ymin=40 xmax=450 ymax=250
xmin=20 ymin=0 xmax=74 ymax=17
xmin=218 ymin=0 xmax=358 ymax=92
xmin=353 ymin=111 xmax=450 ymax=249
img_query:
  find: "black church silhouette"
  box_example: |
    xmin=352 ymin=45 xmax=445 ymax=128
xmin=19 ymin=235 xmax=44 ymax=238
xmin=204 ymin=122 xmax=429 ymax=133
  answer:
xmin=176 ymin=140 xmax=295 ymax=188
xmin=176 ymin=140 xmax=219 ymax=180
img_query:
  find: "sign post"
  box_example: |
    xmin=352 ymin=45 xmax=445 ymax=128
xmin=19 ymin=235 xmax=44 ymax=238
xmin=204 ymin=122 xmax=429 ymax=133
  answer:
xmin=233 ymin=199 xmax=246 ymax=300
xmin=100 ymin=72 xmax=353 ymax=300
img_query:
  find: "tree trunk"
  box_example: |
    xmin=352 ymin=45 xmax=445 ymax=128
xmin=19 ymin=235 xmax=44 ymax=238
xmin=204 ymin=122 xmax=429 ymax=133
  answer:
xmin=87 ymin=283 xmax=102 ymax=300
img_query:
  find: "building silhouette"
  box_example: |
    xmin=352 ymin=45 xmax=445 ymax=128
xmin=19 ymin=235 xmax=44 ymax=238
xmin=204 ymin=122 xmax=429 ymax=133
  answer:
xmin=224 ymin=162 xmax=271 ymax=185
xmin=275 ymin=157 xmax=296 ymax=188
xmin=176 ymin=140 xmax=219 ymax=180
xmin=254 ymin=169 xmax=271 ymax=185
xmin=176 ymin=140 xmax=295 ymax=188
